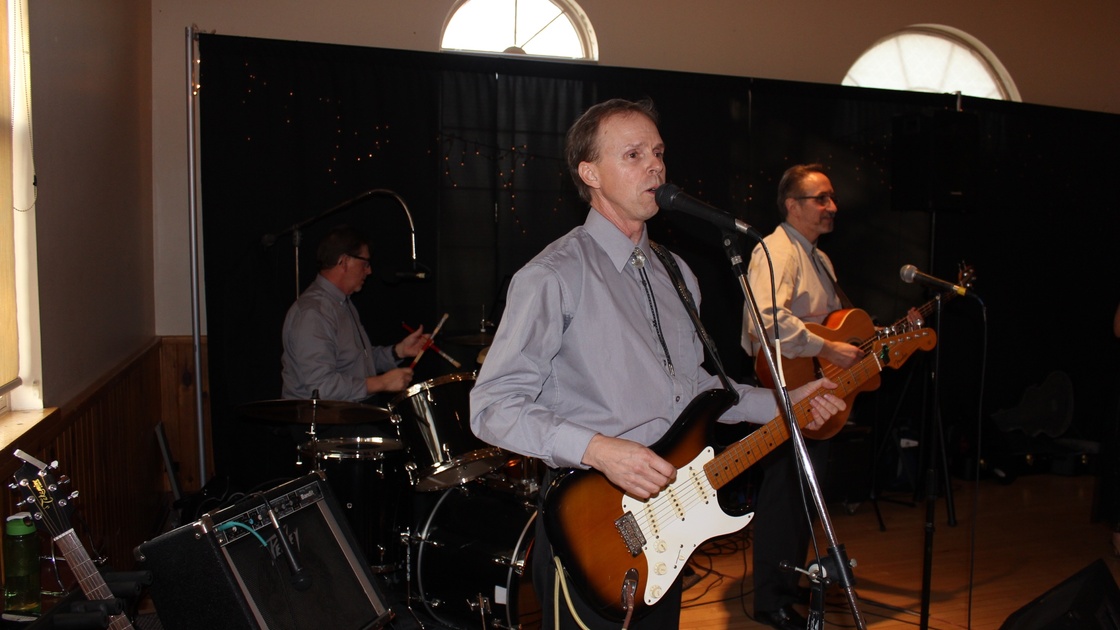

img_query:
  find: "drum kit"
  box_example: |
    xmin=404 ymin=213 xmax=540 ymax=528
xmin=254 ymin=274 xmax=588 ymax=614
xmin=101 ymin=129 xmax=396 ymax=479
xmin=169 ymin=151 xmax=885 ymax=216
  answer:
xmin=239 ymin=366 xmax=542 ymax=630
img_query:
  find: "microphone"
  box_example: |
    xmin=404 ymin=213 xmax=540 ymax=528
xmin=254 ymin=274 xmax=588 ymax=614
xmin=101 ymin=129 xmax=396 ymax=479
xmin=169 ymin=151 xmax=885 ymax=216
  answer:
xmin=654 ymin=183 xmax=761 ymax=238
xmin=900 ymin=264 xmax=969 ymax=296
xmin=267 ymin=506 xmax=312 ymax=591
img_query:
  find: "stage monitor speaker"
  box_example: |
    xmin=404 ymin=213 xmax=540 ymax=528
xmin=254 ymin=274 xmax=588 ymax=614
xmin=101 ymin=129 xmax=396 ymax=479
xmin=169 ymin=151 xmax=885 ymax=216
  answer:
xmin=891 ymin=110 xmax=980 ymax=214
xmin=1000 ymin=559 xmax=1120 ymax=629
xmin=134 ymin=472 xmax=392 ymax=630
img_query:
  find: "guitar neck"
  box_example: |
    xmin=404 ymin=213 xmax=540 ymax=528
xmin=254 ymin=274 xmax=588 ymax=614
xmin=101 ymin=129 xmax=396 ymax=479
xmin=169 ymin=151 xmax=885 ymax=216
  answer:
xmin=710 ymin=327 xmax=935 ymax=490
xmin=55 ymin=530 xmax=135 ymax=630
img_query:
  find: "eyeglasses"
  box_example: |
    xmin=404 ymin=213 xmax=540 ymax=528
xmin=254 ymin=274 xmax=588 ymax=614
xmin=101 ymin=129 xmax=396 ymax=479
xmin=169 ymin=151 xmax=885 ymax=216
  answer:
xmin=348 ymin=253 xmax=371 ymax=269
xmin=792 ymin=193 xmax=838 ymax=206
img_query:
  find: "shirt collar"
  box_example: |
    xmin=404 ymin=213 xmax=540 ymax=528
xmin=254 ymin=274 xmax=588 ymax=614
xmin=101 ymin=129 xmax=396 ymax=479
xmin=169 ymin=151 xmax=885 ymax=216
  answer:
xmin=780 ymin=222 xmax=816 ymax=255
xmin=313 ymin=273 xmax=348 ymax=303
xmin=585 ymin=208 xmax=650 ymax=273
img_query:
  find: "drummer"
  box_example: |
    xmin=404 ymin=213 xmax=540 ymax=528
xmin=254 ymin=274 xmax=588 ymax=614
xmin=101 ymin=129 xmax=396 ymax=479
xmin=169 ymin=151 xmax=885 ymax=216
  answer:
xmin=281 ymin=224 xmax=430 ymax=403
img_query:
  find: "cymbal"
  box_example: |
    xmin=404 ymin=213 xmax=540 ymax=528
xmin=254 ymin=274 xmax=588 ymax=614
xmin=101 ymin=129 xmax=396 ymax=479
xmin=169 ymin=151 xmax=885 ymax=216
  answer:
xmin=238 ymin=398 xmax=392 ymax=425
xmin=445 ymin=332 xmax=495 ymax=346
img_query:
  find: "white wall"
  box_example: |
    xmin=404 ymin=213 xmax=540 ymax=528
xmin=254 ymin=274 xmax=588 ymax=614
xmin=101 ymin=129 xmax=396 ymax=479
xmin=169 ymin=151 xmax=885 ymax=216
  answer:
xmin=150 ymin=0 xmax=1120 ymax=336
xmin=31 ymin=0 xmax=153 ymax=406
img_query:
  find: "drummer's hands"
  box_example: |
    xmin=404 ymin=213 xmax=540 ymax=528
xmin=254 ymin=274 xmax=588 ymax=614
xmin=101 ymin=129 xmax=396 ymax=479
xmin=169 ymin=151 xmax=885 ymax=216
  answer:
xmin=396 ymin=325 xmax=429 ymax=358
xmin=366 ymin=367 xmax=414 ymax=394
xmin=582 ymin=434 xmax=676 ymax=500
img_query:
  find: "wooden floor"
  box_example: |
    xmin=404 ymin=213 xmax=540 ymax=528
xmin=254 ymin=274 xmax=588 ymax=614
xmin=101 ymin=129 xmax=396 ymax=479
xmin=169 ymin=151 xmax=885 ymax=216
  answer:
xmin=677 ymin=471 xmax=1119 ymax=629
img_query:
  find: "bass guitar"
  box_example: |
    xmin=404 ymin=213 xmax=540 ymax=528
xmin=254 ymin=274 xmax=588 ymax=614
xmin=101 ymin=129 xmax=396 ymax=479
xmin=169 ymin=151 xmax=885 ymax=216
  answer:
xmin=753 ymin=263 xmax=975 ymax=439
xmin=10 ymin=449 xmax=135 ymax=630
xmin=544 ymin=328 xmax=936 ymax=621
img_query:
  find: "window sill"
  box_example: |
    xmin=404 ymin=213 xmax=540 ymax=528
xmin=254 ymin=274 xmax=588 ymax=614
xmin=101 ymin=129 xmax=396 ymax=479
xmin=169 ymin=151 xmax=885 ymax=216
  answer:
xmin=0 ymin=407 xmax=59 ymax=452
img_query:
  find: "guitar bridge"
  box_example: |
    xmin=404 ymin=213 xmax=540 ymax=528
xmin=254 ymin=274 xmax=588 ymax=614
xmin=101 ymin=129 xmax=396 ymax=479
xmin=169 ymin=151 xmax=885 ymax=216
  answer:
xmin=615 ymin=512 xmax=646 ymax=557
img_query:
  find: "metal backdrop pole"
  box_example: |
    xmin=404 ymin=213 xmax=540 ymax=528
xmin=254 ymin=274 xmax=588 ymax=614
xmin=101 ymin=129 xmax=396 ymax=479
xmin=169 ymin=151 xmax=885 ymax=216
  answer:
xmin=186 ymin=26 xmax=206 ymax=485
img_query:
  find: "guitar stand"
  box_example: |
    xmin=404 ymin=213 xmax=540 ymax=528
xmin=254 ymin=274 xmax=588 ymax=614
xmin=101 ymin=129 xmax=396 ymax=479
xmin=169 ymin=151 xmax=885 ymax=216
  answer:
xmin=867 ymin=362 xmax=922 ymax=531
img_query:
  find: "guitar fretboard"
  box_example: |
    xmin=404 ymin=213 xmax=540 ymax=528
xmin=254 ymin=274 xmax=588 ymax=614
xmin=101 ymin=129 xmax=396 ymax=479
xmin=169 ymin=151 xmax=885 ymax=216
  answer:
xmin=707 ymin=328 xmax=935 ymax=490
xmin=55 ymin=530 xmax=135 ymax=630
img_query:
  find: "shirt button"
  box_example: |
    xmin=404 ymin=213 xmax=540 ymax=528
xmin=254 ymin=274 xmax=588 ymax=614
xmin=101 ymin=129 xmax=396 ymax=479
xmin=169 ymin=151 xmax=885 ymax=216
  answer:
xmin=675 ymin=395 xmax=680 ymax=402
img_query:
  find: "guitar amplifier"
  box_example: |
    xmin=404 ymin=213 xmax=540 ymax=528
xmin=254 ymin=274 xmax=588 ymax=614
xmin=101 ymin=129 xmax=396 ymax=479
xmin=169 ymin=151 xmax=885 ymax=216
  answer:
xmin=134 ymin=472 xmax=392 ymax=630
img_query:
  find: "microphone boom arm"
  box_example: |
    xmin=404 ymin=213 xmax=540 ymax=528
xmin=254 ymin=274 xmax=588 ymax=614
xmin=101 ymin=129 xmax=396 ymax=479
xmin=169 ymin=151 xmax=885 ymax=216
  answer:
xmin=261 ymin=188 xmax=421 ymax=299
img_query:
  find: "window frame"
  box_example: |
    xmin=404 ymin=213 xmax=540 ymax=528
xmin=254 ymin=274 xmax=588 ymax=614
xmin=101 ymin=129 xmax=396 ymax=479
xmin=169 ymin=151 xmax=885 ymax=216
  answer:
xmin=440 ymin=0 xmax=598 ymax=62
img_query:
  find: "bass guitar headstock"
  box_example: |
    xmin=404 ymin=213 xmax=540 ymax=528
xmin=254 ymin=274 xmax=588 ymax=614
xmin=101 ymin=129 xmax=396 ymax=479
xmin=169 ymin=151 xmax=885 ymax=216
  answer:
xmin=958 ymin=261 xmax=978 ymax=291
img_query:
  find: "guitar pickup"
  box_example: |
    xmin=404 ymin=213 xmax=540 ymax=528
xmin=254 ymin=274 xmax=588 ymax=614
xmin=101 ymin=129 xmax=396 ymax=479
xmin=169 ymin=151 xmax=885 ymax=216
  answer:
xmin=615 ymin=511 xmax=646 ymax=557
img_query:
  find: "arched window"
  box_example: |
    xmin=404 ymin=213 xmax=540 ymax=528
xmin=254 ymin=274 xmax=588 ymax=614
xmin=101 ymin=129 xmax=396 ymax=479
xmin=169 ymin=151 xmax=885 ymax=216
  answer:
xmin=440 ymin=0 xmax=598 ymax=61
xmin=843 ymin=25 xmax=1020 ymax=102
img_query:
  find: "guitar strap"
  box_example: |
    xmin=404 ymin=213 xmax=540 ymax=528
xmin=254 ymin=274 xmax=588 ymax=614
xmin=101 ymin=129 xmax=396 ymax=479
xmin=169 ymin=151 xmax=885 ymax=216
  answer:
xmin=649 ymin=241 xmax=738 ymax=400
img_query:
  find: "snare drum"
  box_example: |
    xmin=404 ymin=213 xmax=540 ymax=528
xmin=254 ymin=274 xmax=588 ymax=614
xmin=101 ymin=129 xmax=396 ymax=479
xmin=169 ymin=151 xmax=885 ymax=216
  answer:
xmin=414 ymin=483 xmax=540 ymax=630
xmin=390 ymin=372 xmax=506 ymax=492
xmin=299 ymin=437 xmax=409 ymax=573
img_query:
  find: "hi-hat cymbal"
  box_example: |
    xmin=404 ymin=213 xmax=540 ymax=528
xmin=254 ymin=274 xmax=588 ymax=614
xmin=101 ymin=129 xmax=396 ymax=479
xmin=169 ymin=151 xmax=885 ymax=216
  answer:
xmin=237 ymin=398 xmax=392 ymax=425
xmin=445 ymin=332 xmax=495 ymax=346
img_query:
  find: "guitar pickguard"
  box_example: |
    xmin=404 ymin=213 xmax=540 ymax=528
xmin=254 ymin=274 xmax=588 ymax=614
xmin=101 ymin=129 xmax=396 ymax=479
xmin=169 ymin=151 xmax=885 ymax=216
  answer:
xmin=619 ymin=446 xmax=753 ymax=605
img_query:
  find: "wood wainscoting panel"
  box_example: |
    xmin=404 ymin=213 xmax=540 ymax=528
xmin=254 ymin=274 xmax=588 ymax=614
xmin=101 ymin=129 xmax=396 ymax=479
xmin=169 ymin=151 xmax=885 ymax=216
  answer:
xmin=158 ymin=336 xmax=212 ymax=495
xmin=1 ymin=339 xmax=168 ymax=575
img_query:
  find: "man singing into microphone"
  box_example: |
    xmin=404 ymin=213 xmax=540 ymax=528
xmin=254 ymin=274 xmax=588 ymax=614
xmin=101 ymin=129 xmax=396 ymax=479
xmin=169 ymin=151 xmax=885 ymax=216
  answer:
xmin=471 ymin=101 xmax=846 ymax=629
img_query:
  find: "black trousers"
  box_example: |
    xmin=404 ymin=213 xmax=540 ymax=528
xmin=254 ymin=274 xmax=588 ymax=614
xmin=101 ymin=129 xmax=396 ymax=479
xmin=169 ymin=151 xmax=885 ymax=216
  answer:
xmin=751 ymin=438 xmax=831 ymax=613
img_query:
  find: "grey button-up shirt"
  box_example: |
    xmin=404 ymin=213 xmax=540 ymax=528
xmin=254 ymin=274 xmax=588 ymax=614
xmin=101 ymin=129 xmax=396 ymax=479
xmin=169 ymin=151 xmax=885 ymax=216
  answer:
xmin=470 ymin=209 xmax=777 ymax=470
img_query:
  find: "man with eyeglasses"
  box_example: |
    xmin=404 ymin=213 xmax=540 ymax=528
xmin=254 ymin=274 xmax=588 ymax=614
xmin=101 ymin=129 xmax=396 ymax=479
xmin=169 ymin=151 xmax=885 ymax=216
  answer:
xmin=740 ymin=163 xmax=854 ymax=630
xmin=281 ymin=224 xmax=428 ymax=401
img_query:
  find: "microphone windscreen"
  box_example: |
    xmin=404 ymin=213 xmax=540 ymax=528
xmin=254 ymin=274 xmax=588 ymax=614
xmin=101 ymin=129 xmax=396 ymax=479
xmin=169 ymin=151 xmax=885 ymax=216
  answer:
xmin=654 ymin=183 xmax=681 ymax=210
xmin=900 ymin=264 xmax=918 ymax=283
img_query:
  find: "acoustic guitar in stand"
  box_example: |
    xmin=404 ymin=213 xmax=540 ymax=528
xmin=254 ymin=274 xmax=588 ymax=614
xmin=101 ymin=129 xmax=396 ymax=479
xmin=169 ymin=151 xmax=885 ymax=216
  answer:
xmin=10 ymin=449 xmax=135 ymax=630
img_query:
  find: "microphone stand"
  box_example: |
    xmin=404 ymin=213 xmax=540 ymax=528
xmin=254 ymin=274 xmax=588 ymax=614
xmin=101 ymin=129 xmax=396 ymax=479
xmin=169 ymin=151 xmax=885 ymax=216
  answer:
xmin=260 ymin=188 xmax=420 ymax=300
xmin=721 ymin=230 xmax=865 ymax=630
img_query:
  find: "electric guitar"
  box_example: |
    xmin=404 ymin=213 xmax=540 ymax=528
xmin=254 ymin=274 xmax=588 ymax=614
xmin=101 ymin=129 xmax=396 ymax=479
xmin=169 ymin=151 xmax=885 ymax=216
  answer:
xmin=753 ymin=263 xmax=975 ymax=438
xmin=543 ymin=328 xmax=937 ymax=621
xmin=10 ymin=450 xmax=135 ymax=630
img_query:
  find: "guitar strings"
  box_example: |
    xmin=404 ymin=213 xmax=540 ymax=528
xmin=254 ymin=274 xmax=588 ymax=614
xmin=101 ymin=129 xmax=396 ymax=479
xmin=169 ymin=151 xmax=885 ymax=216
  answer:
xmin=632 ymin=397 xmax=817 ymax=540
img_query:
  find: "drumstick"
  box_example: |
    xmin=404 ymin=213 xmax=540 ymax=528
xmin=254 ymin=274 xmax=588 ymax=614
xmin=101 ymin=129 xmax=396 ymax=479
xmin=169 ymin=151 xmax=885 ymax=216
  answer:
xmin=402 ymin=322 xmax=461 ymax=369
xmin=410 ymin=312 xmax=449 ymax=368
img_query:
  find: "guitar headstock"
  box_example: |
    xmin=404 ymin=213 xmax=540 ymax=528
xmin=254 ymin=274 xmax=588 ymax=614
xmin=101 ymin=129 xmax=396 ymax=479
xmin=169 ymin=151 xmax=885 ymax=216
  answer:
xmin=870 ymin=328 xmax=938 ymax=370
xmin=10 ymin=449 xmax=78 ymax=538
xmin=958 ymin=261 xmax=977 ymax=291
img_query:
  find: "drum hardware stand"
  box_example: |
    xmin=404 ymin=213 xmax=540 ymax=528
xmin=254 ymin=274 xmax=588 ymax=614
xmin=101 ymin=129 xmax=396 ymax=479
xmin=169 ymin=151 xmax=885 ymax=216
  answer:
xmin=469 ymin=593 xmax=492 ymax=628
xmin=725 ymin=229 xmax=867 ymax=630
xmin=399 ymin=525 xmax=430 ymax=629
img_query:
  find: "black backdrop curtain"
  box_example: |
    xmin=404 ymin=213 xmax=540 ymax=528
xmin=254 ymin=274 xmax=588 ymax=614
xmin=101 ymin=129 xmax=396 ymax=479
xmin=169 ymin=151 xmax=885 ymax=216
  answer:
xmin=197 ymin=33 xmax=1120 ymax=491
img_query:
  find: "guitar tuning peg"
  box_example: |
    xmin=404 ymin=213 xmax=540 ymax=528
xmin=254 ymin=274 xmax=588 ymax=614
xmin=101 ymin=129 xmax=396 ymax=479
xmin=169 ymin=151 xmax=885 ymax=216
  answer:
xmin=57 ymin=474 xmax=71 ymax=485
xmin=48 ymin=460 xmax=59 ymax=470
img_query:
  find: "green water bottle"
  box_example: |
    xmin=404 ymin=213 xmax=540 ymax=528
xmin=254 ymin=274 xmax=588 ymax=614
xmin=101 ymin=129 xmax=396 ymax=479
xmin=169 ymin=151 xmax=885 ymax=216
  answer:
xmin=3 ymin=512 xmax=40 ymax=616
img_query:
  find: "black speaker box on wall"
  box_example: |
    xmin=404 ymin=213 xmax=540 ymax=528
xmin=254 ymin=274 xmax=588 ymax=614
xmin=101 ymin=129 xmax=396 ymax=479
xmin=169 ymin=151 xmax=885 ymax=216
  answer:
xmin=891 ymin=109 xmax=981 ymax=214
xmin=134 ymin=473 xmax=392 ymax=630
xmin=1000 ymin=559 xmax=1120 ymax=629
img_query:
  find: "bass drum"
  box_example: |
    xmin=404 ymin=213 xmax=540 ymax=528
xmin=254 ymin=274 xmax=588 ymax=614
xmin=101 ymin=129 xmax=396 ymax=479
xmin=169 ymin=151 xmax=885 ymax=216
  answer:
xmin=415 ymin=483 xmax=540 ymax=630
